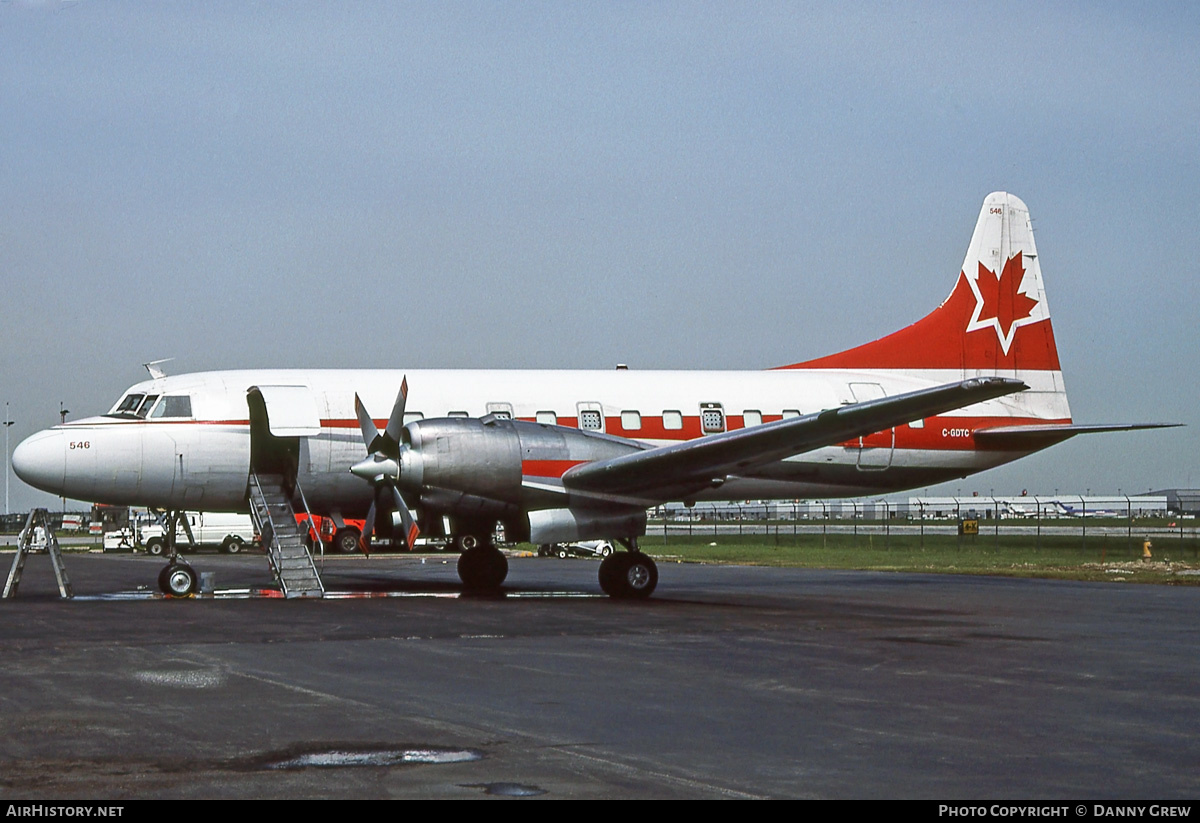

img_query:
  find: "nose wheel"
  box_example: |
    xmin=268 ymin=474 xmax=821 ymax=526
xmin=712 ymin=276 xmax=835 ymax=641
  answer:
xmin=158 ymin=562 xmax=198 ymax=597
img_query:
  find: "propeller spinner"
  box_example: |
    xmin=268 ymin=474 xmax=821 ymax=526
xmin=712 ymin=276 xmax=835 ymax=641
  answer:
xmin=350 ymin=378 xmax=420 ymax=550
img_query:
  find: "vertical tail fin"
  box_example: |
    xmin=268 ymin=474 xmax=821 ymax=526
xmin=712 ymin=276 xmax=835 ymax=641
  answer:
xmin=780 ymin=192 xmax=1069 ymax=419
xmin=781 ymin=192 xmax=1062 ymax=373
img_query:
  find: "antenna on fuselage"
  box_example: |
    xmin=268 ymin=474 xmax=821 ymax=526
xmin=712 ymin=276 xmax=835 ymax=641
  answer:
xmin=144 ymin=359 xmax=174 ymax=380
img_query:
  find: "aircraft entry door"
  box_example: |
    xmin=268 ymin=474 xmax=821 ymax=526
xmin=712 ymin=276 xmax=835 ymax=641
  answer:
xmin=848 ymin=382 xmax=894 ymax=471
xmin=246 ymin=385 xmax=322 ymax=493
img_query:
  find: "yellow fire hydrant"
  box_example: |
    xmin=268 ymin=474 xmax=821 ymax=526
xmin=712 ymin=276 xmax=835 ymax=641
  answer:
xmin=1142 ymin=538 xmax=1153 ymax=559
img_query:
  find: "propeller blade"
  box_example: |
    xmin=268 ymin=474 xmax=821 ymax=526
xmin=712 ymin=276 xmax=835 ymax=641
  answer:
xmin=383 ymin=377 xmax=408 ymax=451
xmin=362 ymin=501 xmax=376 ymax=548
xmin=392 ymin=487 xmax=420 ymax=550
xmin=351 ymin=378 xmax=418 ymax=552
xmin=354 ymin=394 xmax=383 ymax=454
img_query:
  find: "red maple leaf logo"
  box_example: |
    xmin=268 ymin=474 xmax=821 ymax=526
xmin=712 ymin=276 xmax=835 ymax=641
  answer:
xmin=970 ymin=252 xmax=1038 ymax=351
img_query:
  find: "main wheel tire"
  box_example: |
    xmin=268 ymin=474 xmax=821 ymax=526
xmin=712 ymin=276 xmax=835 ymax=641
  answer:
xmin=333 ymin=528 xmax=362 ymax=554
xmin=599 ymin=552 xmax=658 ymax=599
xmin=598 ymin=553 xmax=623 ymax=596
xmin=145 ymin=537 xmax=166 ymax=557
xmin=457 ymin=546 xmax=508 ymax=591
xmin=221 ymin=537 xmax=243 ymax=555
xmin=158 ymin=562 xmax=198 ymax=597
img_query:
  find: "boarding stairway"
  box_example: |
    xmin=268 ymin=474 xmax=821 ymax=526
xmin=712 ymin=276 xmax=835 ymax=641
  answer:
xmin=248 ymin=473 xmax=325 ymax=598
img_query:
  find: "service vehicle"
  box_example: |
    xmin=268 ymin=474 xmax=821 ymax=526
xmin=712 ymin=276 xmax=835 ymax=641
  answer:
xmin=537 ymin=540 xmax=615 ymax=559
xmin=104 ymin=511 xmax=258 ymax=555
xmin=297 ymin=513 xmax=454 ymax=553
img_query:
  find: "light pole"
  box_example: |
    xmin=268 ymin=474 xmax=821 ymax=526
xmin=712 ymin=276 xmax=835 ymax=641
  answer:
xmin=58 ymin=403 xmax=69 ymax=514
xmin=4 ymin=402 xmax=13 ymax=516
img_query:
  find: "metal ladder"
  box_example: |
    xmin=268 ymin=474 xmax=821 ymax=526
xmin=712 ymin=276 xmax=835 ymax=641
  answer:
xmin=248 ymin=473 xmax=325 ymax=598
xmin=3 ymin=509 xmax=74 ymax=599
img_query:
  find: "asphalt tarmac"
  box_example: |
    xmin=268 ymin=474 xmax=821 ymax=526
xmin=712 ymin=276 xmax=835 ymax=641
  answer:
xmin=0 ymin=550 xmax=1197 ymax=799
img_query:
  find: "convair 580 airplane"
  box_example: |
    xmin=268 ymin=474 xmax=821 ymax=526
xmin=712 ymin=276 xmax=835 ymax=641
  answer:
xmin=12 ymin=193 xmax=1170 ymax=597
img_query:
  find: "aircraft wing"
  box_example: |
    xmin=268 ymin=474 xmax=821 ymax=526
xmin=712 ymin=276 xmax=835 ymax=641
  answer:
xmin=561 ymin=377 xmax=1026 ymax=500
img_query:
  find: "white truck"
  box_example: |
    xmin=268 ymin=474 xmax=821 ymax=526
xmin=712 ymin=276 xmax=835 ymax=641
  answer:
xmin=104 ymin=511 xmax=258 ymax=555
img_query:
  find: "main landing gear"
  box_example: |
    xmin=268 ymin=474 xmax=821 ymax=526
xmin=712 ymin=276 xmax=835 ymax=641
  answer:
xmin=598 ymin=539 xmax=658 ymax=599
xmin=451 ymin=528 xmax=657 ymax=598
xmin=454 ymin=534 xmax=509 ymax=592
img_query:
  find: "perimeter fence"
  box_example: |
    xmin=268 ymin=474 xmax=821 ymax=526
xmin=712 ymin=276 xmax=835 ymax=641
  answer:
xmin=646 ymin=497 xmax=1200 ymax=559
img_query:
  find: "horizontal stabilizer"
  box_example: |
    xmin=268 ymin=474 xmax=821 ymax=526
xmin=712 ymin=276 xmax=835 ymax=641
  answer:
xmin=974 ymin=422 xmax=1181 ymax=450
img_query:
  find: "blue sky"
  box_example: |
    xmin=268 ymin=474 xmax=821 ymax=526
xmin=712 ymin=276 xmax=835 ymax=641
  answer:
xmin=2 ymin=1 xmax=1197 ymax=510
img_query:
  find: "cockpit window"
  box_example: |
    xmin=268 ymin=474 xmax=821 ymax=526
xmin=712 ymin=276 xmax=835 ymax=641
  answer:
xmin=150 ymin=395 xmax=193 ymax=419
xmin=135 ymin=395 xmax=159 ymax=418
xmin=113 ymin=394 xmax=144 ymax=416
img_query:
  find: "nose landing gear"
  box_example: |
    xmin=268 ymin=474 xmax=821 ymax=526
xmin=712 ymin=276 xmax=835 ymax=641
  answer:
xmin=153 ymin=509 xmax=200 ymax=597
xmin=158 ymin=561 xmax=198 ymax=597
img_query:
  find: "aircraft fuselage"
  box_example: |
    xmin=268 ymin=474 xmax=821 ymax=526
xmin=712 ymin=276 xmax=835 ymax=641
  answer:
xmin=14 ymin=366 xmax=1050 ymax=515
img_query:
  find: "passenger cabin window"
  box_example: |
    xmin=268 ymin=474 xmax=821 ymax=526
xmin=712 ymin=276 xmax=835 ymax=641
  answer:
xmin=620 ymin=411 xmax=641 ymax=430
xmin=448 ymin=411 xmax=469 ymax=418
xmin=150 ymin=395 xmax=193 ymax=419
xmin=662 ymin=410 xmax=683 ymax=430
xmin=579 ymin=409 xmax=603 ymax=431
xmin=403 ymin=412 xmax=424 ymax=425
xmin=742 ymin=410 xmax=763 ymax=428
xmin=536 ymin=411 xmax=557 ymax=425
xmin=909 ymin=418 xmax=925 ymax=429
xmin=782 ymin=409 xmax=800 ymax=420
xmin=700 ymin=404 xmax=725 ymax=434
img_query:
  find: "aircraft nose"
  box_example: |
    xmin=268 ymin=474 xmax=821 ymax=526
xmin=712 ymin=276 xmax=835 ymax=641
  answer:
xmin=12 ymin=429 xmax=66 ymax=495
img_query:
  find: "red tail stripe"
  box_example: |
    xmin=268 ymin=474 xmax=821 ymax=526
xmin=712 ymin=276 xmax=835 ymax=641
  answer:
xmin=777 ymin=271 xmax=1061 ymax=372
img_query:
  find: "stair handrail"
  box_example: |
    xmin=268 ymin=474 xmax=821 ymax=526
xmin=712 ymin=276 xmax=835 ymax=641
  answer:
xmin=247 ymin=473 xmax=277 ymax=571
xmin=293 ymin=476 xmax=325 ymax=565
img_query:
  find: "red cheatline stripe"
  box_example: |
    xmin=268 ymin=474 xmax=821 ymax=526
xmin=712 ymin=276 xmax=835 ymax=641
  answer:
xmin=66 ymin=414 xmax=1075 ymax=454
xmin=61 ymin=419 xmax=252 ymax=427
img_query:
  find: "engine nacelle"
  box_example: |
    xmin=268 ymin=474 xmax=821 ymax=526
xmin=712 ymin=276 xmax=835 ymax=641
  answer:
xmin=400 ymin=414 xmax=645 ymax=515
xmin=527 ymin=507 xmax=647 ymax=544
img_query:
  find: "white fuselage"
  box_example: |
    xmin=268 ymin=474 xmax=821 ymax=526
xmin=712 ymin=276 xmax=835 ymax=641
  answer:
xmin=13 ymin=367 xmax=1049 ymax=515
